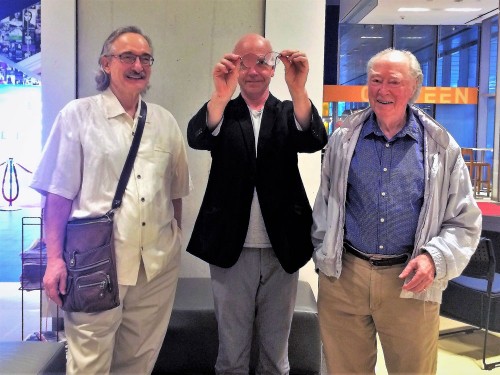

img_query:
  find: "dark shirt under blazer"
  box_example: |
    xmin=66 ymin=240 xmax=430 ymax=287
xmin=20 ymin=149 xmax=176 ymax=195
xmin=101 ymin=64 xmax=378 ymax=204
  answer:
xmin=187 ymin=94 xmax=328 ymax=273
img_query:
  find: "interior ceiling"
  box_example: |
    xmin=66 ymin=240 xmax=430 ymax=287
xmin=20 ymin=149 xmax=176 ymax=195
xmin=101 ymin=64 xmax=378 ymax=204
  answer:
xmin=341 ymin=0 xmax=499 ymax=25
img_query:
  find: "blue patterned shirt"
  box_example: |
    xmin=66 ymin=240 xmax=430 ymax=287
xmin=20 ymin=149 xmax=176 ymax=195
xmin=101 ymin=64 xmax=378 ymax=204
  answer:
xmin=344 ymin=109 xmax=425 ymax=255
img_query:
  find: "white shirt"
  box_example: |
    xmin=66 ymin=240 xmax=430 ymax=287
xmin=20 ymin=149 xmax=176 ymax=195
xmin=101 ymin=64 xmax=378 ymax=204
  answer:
xmin=211 ymin=107 xmax=305 ymax=248
xmin=244 ymin=107 xmax=271 ymax=248
xmin=31 ymin=89 xmax=191 ymax=285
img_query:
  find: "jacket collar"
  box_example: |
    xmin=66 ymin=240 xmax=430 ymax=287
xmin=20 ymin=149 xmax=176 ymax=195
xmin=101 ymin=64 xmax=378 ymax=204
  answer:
xmin=342 ymin=105 xmax=450 ymax=149
xmin=234 ymin=93 xmax=279 ymax=160
xmin=234 ymin=92 xmax=279 ymax=110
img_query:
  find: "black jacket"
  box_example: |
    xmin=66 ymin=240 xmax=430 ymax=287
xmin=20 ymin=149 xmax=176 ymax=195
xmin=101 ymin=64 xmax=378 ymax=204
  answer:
xmin=186 ymin=94 xmax=327 ymax=273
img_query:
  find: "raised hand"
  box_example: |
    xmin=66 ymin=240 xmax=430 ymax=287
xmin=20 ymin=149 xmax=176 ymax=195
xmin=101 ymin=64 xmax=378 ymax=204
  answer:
xmin=207 ymin=53 xmax=241 ymax=127
xmin=278 ymin=49 xmax=311 ymax=128
xmin=212 ymin=53 xmax=240 ymax=102
xmin=279 ymin=49 xmax=309 ymax=95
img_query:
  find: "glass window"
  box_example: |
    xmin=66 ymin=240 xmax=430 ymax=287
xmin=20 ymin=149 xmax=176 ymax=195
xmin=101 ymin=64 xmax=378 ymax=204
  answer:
xmin=437 ymin=26 xmax=479 ymax=88
xmin=338 ymin=24 xmax=392 ymax=85
xmin=435 ymin=104 xmax=477 ymax=147
xmin=485 ymin=15 xmax=497 ymax=167
xmin=394 ymin=26 xmax=437 ymax=87
xmin=488 ymin=18 xmax=498 ymax=94
xmin=333 ymin=22 xmax=484 ymax=147
xmin=434 ymin=25 xmax=479 ymax=145
xmin=0 ymin=2 xmax=42 ymax=207
xmin=487 ymin=97 xmax=495 ymax=149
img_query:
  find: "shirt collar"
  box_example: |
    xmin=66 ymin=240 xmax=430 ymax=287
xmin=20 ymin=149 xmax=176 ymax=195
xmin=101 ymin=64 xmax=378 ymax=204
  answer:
xmin=362 ymin=106 xmax=423 ymax=142
xmin=101 ymin=88 xmax=142 ymax=120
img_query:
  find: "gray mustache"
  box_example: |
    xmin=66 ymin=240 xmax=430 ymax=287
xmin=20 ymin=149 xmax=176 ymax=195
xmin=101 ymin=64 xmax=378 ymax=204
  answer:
xmin=127 ymin=72 xmax=146 ymax=79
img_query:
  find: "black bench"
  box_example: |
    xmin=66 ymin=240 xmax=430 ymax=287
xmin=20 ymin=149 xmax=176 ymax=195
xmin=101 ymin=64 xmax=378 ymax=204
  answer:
xmin=153 ymin=277 xmax=321 ymax=374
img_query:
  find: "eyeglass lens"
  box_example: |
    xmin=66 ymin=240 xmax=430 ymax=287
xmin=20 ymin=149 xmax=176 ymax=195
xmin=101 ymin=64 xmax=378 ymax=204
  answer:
xmin=118 ymin=53 xmax=154 ymax=66
xmin=240 ymin=52 xmax=280 ymax=69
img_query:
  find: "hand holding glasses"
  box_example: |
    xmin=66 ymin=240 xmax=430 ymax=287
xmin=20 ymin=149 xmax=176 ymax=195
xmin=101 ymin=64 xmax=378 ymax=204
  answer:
xmin=239 ymin=51 xmax=281 ymax=70
xmin=107 ymin=52 xmax=154 ymax=66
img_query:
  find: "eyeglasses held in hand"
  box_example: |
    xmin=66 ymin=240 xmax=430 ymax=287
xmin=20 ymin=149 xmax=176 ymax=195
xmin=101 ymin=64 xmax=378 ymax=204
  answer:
xmin=107 ymin=53 xmax=154 ymax=66
xmin=240 ymin=51 xmax=281 ymax=70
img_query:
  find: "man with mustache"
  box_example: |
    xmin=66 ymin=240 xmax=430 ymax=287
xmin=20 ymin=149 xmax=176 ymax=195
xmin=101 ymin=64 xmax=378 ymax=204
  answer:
xmin=312 ymin=48 xmax=482 ymax=374
xmin=187 ymin=33 xmax=327 ymax=374
xmin=31 ymin=26 xmax=190 ymax=374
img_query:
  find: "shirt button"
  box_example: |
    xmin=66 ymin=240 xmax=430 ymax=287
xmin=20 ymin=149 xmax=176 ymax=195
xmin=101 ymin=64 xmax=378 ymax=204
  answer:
xmin=141 ymin=197 xmax=145 ymax=202
xmin=383 ymin=167 xmax=388 ymax=172
xmin=385 ymin=143 xmax=390 ymax=148
xmin=381 ymin=192 xmax=386 ymax=196
xmin=379 ymin=245 xmax=384 ymax=250
xmin=380 ymin=218 xmax=385 ymax=223
xmin=142 ymin=222 xmax=146 ymax=226
xmin=137 ymin=174 xmax=141 ymax=179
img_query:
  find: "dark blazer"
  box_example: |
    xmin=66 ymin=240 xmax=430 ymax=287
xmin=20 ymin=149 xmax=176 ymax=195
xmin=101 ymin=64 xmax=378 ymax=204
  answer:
xmin=186 ymin=94 xmax=327 ymax=273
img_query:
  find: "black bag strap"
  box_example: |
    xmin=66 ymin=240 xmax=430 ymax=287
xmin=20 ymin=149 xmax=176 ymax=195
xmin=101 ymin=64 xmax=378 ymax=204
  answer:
xmin=109 ymin=100 xmax=147 ymax=213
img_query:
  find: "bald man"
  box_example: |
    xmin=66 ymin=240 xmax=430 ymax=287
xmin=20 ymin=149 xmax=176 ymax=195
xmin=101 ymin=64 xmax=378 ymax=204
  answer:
xmin=187 ymin=34 xmax=327 ymax=374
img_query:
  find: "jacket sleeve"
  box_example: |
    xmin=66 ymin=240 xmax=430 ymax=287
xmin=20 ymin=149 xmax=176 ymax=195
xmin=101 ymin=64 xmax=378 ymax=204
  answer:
xmin=311 ymin=138 xmax=333 ymax=252
xmin=187 ymin=102 xmax=215 ymax=151
xmin=423 ymin=152 xmax=482 ymax=281
xmin=289 ymin=101 xmax=328 ymax=153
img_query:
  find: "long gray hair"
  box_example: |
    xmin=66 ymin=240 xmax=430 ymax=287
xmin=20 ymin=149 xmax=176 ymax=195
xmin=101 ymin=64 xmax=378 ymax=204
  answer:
xmin=95 ymin=26 xmax=153 ymax=91
xmin=366 ymin=48 xmax=423 ymax=104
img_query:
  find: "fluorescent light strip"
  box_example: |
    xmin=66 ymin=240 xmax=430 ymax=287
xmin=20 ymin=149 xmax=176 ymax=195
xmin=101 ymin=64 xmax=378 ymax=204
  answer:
xmin=361 ymin=36 xmax=384 ymax=39
xmin=445 ymin=8 xmax=482 ymax=12
xmin=398 ymin=8 xmax=430 ymax=12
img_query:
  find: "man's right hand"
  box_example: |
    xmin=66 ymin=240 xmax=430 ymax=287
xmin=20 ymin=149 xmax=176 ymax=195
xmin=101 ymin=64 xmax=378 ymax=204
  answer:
xmin=43 ymin=257 xmax=67 ymax=307
xmin=42 ymin=193 xmax=73 ymax=308
xmin=207 ymin=53 xmax=240 ymax=128
xmin=212 ymin=53 xmax=240 ymax=100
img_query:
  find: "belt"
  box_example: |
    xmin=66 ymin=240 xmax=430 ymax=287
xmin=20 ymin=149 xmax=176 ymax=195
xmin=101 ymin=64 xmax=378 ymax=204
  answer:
xmin=343 ymin=242 xmax=409 ymax=267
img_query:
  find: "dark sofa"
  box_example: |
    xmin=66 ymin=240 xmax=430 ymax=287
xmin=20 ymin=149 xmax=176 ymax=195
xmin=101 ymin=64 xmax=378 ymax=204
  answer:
xmin=153 ymin=277 xmax=321 ymax=374
xmin=0 ymin=341 xmax=66 ymax=374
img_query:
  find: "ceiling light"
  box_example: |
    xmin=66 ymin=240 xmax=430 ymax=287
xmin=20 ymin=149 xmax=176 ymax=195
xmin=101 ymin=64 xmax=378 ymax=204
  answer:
xmin=445 ymin=8 xmax=482 ymax=12
xmin=360 ymin=36 xmax=383 ymax=39
xmin=398 ymin=8 xmax=430 ymax=12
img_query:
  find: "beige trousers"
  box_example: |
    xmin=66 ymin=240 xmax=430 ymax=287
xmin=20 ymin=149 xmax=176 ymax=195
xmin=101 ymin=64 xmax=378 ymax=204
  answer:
xmin=318 ymin=252 xmax=439 ymax=375
xmin=64 ymin=251 xmax=180 ymax=374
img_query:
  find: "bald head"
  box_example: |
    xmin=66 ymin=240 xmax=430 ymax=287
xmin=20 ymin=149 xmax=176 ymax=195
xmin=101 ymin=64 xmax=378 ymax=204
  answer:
xmin=231 ymin=33 xmax=275 ymax=102
xmin=233 ymin=33 xmax=273 ymax=55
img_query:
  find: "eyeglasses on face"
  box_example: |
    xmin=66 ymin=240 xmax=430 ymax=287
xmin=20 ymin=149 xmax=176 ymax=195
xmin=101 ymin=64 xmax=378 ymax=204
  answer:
xmin=107 ymin=52 xmax=154 ymax=66
xmin=240 ymin=51 xmax=281 ymax=70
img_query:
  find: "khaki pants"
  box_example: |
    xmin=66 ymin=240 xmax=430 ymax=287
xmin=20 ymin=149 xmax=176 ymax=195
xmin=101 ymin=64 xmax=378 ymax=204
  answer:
xmin=318 ymin=252 xmax=439 ymax=375
xmin=64 ymin=251 xmax=180 ymax=375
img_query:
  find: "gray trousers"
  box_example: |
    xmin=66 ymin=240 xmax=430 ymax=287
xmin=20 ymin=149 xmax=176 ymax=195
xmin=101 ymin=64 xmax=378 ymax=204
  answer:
xmin=209 ymin=247 xmax=298 ymax=375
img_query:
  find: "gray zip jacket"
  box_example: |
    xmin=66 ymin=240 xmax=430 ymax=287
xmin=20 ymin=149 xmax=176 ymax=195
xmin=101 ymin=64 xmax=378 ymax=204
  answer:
xmin=311 ymin=105 xmax=482 ymax=303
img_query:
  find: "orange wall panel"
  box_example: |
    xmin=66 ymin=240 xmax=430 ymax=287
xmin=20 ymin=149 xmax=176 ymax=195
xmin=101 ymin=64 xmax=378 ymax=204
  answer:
xmin=323 ymin=85 xmax=478 ymax=105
